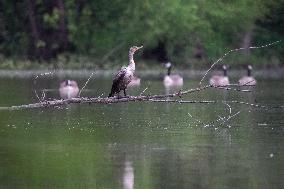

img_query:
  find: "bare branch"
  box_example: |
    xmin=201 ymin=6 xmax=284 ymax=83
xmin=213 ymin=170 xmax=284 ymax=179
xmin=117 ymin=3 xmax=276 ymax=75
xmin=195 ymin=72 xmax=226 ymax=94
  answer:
xmin=98 ymin=93 xmax=104 ymax=98
xmin=41 ymin=90 xmax=46 ymax=101
xmin=199 ymin=40 xmax=281 ymax=86
xmin=78 ymin=72 xmax=94 ymax=97
xmin=238 ymin=79 xmax=256 ymax=86
xmin=139 ymin=87 xmax=148 ymax=96
xmin=0 ymin=81 xmax=283 ymax=111
xmin=213 ymin=85 xmax=252 ymax=92
xmin=33 ymin=71 xmax=55 ymax=85
xmin=33 ymin=71 xmax=55 ymax=102
xmin=0 ymin=41 xmax=282 ymax=112
xmin=34 ymin=90 xmax=41 ymax=102
xmin=223 ymin=111 xmax=241 ymax=124
xmin=223 ymin=102 xmax=232 ymax=115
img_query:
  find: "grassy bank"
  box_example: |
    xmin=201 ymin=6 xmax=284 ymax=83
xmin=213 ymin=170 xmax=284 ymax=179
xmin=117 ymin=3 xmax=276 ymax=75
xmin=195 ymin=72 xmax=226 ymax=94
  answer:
xmin=0 ymin=52 xmax=283 ymax=71
xmin=0 ymin=68 xmax=283 ymax=80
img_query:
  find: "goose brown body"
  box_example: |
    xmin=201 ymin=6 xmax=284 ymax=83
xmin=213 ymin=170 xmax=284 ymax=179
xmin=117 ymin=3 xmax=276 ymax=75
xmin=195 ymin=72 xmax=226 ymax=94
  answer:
xmin=59 ymin=80 xmax=79 ymax=99
xmin=108 ymin=46 xmax=143 ymax=97
xmin=238 ymin=65 xmax=257 ymax=86
xmin=209 ymin=65 xmax=230 ymax=86
xmin=163 ymin=62 xmax=183 ymax=88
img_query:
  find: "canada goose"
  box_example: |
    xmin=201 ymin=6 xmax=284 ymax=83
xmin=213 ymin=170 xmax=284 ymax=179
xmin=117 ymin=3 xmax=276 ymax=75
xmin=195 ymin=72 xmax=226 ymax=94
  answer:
xmin=59 ymin=80 xmax=79 ymax=99
xmin=128 ymin=75 xmax=141 ymax=87
xmin=163 ymin=62 xmax=183 ymax=88
xmin=108 ymin=46 xmax=143 ymax=97
xmin=209 ymin=65 xmax=230 ymax=86
xmin=238 ymin=65 xmax=257 ymax=86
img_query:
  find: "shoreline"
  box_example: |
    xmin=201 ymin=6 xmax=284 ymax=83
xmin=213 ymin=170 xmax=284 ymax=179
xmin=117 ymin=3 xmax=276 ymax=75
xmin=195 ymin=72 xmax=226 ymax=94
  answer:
xmin=0 ymin=68 xmax=283 ymax=79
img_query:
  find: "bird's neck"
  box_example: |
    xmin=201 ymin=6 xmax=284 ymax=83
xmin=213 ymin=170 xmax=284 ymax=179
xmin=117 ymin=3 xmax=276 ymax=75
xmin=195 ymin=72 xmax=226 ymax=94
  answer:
xmin=223 ymin=69 xmax=227 ymax=77
xmin=247 ymin=69 xmax=251 ymax=76
xmin=167 ymin=66 xmax=172 ymax=76
xmin=128 ymin=52 xmax=135 ymax=72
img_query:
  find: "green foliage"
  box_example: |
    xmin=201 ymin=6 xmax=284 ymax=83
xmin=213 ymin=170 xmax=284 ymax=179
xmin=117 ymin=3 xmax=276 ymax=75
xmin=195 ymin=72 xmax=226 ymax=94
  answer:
xmin=43 ymin=8 xmax=61 ymax=29
xmin=0 ymin=0 xmax=283 ymax=67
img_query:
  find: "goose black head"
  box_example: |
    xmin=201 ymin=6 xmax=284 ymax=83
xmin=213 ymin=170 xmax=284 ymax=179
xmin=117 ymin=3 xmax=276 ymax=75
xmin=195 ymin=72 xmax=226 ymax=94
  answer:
xmin=65 ymin=80 xmax=71 ymax=86
xmin=222 ymin=65 xmax=228 ymax=71
xmin=222 ymin=65 xmax=228 ymax=76
xmin=247 ymin=65 xmax=253 ymax=76
xmin=247 ymin=65 xmax=253 ymax=70
xmin=165 ymin=62 xmax=172 ymax=68
xmin=64 ymin=80 xmax=78 ymax=87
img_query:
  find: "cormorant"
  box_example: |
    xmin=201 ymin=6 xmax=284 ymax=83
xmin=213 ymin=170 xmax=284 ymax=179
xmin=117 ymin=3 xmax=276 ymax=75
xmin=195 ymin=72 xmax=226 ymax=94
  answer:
xmin=108 ymin=46 xmax=143 ymax=97
xmin=128 ymin=75 xmax=141 ymax=87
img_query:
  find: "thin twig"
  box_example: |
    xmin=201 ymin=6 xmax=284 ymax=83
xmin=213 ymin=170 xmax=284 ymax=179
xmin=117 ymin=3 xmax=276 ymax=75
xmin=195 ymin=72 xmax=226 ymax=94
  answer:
xmin=223 ymin=102 xmax=232 ymax=115
xmin=41 ymin=90 xmax=46 ymax=101
xmin=98 ymin=93 xmax=104 ymax=98
xmin=33 ymin=71 xmax=54 ymax=85
xmin=34 ymin=90 xmax=41 ymax=102
xmin=33 ymin=71 xmax=55 ymax=102
xmin=140 ymin=87 xmax=148 ymax=96
xmin=222 ymin=111 xmax=241 ymax=124
xmin=148 ymin=99 xmax=216 ymax=104
xmin=78 ymin=72 xmax=94 ymax=97
xmin=238 ymin=79 xmax=256 ymax=86
xmin=214 ymin=85 xmax=252 ymax=92
xmin=217 ymin=115 xmax=226 ymax=123
xmin=199 ymin=40 xmax=281 ymax=85
xmin=1 ymin=83 xmax=283 ymax=110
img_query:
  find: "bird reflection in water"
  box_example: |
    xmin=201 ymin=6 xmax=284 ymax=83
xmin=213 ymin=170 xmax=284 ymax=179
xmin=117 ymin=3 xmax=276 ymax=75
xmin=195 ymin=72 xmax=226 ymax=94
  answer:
xmin=123 ymin=161 xmax=134 ymax=189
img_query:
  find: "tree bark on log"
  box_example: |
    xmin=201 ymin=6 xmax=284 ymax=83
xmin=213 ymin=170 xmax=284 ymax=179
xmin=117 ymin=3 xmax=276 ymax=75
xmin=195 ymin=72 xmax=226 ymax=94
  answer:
xmin=1 ymin=84 xmax=279 ymax=111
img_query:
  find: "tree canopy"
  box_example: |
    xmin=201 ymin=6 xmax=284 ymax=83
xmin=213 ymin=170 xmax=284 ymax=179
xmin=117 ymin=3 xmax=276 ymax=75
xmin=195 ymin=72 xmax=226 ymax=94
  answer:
xmin=0 ymin=0 xmax=283 ymax=67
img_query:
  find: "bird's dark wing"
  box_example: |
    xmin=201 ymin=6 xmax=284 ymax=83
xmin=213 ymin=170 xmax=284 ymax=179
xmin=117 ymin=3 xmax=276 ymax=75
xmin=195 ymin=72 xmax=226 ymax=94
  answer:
xmin=113 ymin=67 xmax=127 ymax=83
xmin=108 ymin=67 xmax=127 ymax=97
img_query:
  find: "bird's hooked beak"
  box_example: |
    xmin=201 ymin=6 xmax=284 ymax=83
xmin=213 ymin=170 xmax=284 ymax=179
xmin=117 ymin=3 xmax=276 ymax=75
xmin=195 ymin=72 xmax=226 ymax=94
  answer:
xmin=130 ymin=45 xmax=143 ymax=53
xmin=136 ymin=46 xmax=143 ymax=50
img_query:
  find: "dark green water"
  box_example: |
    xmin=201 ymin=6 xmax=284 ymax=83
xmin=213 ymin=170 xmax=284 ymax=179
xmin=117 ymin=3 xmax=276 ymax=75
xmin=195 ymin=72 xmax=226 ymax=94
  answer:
xmin=0 ymin=76 xmax=283 ymax=189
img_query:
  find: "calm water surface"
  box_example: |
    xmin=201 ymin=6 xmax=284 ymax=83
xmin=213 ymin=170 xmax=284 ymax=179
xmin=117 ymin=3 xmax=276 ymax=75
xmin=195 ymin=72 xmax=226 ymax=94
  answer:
xmin=0 ymin=76 xmax=283 ymax=189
